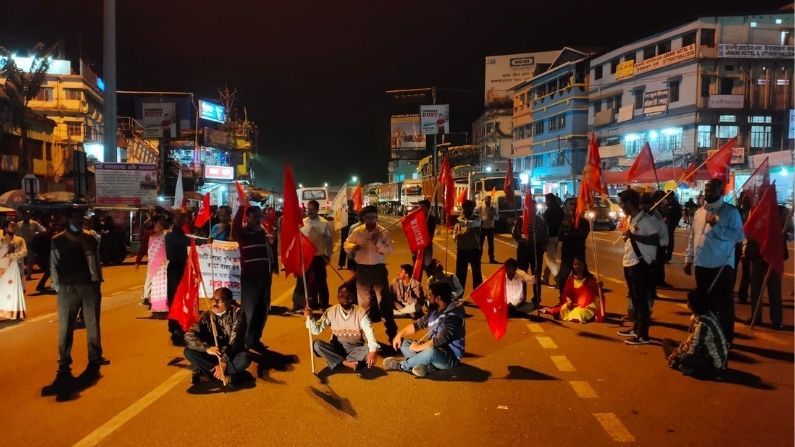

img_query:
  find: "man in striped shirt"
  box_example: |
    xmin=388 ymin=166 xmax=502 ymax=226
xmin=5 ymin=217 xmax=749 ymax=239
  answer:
xmin=232 ymin=206 xmax=275 ymax=354
xmin=668 ymin=290 xmax=729 ymax=378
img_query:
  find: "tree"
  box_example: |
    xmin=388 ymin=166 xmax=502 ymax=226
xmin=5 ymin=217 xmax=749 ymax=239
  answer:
xmin=0 ymin=43 xmax=58 ymax=176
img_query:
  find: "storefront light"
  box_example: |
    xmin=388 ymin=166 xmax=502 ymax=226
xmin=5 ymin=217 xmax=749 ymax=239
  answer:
xmin=519 ymin=172 xmax=530 ymax=185
xmin=624 ymin=133 xmax=640 ymax=143
xmin=648 ymin=130 xmax=658 ymax=140
xmin=661 ymin=127 xmax=681 ymax=136
xmin=781 ymin=167 xmax=789 ymax=177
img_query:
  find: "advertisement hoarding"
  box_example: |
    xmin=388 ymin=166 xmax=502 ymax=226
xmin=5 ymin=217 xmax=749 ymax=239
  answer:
xmin=708 ymin=95 xmax=744 ymax=109
xmin=615 ymin=60 xmax=635 ymax=80
xmin=199 ymin=100 xmax=226 ymax=123
xmin=95 ymin=163 xmax=158 ymax=206
xmin=643 ymin=89 xmax=669 ymax=115
xmin=707 ymin=147 xmax=746 ymax=165
xmin=484 ymin=51 xmax=559 ymax=107
xmin=142 ymin=103 xmax=176 ymax=138
xmin=634 ymin=44 xmax=696 ymax=76
xmin=390 ymin=115 xmax=425 ymax=150
xmin=718 ymin=44 xmax=794 ymax=59
xmin=204 ymin=165 xmax=235 ymax=180
xmin=420 ymin=105 xmax=450 ymax=135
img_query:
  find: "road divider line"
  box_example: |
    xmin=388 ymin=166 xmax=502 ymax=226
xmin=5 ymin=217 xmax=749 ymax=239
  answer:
xmin=593 ymin=412 xmax=636 ymax=443
xmin=72 ymin=369 xmax=191 ymax=447
xmin=550 ymin=355 xmax=576 ymax=372
xmin=526 ymin=323 xmax=544 ymax=333
xmin=535 ymin=336 xmax=558 ymax=349
xmin=0 ymin=312 xmax=57 ymax=332
xmin=569 ymin=380 xmax=598 ymax=398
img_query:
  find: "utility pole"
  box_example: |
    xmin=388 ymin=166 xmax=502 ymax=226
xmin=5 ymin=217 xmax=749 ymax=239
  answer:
xmin=103 ymin=0 xmax=117 ymax=163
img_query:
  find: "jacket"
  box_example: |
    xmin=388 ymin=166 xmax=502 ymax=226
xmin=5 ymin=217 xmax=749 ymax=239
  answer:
xmin=413 ymin=304 xmax=466 ymax=359
xmin=184 ymin=304 xmax=247 ymax=363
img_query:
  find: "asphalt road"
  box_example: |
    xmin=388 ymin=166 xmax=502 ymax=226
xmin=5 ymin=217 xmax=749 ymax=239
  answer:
xmin=0 ymin=216 xmax=793 ymax=446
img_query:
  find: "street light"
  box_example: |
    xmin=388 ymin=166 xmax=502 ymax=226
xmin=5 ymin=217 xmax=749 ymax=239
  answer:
xmin=323 ymin=182 xmax=328 ymax=187
xmin=351 ymin=176 xmax=358 ymax=184
xmin=298 ymin=183 xmax=303 ymax=188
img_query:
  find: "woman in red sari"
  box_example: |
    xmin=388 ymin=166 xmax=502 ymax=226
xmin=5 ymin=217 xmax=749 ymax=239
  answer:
xmin=542 ymin=256 xmax=602 ymax=323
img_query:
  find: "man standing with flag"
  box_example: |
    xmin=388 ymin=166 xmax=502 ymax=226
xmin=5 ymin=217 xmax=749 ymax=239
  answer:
xmin=453 ymin=200 xmax=483 ymax=290
xmin=291 ymin=199 xmax=332 ymax=311
xmin=684 ymin=178 xmax=744 ymax=342
xmin=337 ymin=199 xmax=358 ymax=270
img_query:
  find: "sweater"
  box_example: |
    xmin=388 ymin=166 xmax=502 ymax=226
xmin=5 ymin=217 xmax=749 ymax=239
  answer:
xmin=306 ymin=304 xmax=378 ymax=352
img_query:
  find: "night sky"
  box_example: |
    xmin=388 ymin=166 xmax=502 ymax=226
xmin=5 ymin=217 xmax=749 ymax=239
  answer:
xmin=1 ymin=0 xmax=788 ymax=189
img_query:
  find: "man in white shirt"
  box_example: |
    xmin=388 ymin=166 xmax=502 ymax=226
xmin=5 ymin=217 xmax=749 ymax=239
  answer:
xmin=476 ymin=196 xmax=499 ymax=264
xmin=292 ymin=200 xmax=333 ymax=311
xmin=504 ymin=258 xmax=537 ymax=316
xmin=344 ymin=205 xmax=396 ymax=342
xmin=617 ymin=189 xmax=660 ymax=345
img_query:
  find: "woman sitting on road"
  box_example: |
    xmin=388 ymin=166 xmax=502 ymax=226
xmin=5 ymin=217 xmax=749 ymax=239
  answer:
xmin=542 ymin=256 xmax=602 ymax=323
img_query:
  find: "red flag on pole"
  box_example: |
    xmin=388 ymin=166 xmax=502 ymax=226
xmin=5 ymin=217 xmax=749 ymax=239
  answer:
xmin=626 ymin=142 xmax=655 ymax=183
xmin=456 ymin=187 xmax=468 ymax=205
xmin=681 ymin=160 xmax=699 ymax=187
xmin=439 ymin=155 xmax=455 ymax=223
xmin=574 ymin=180 xmax=591 ymax=230
xmin=351 ymin=185 xmax=363 ymax=212
xmin=470 ymin=265 xmax=508 ymax=340
xmin=412 ymin=247 xmax=425 ymax=281
xmin=235 ymin=181 xmax=249 ymax=208
xmin=281 ymin=164 xmax=316 ymax=277
xmin=521 ymin=188 xmax=533 ymax=239
xmin=583 ymin=133 xmax=607 ymax=195
xmin=167 ymin=240 xmax=201 ymax=331
xmin=705 ymin=138 xmax=736 ymax=184
xmin=724 ymin=170 xmax=736 ymax=195
xmin=503 ymin=159 xmax=514 ymax=206
xmin=740 ymin=157 xmax=770 ymax=205
xmin=193 ymin=193 xmax=211 ymax=228
xmin=401 ymin=207 xmax=431 ymax=252
xmin=743 ymin=183 xmax=785 ymax=274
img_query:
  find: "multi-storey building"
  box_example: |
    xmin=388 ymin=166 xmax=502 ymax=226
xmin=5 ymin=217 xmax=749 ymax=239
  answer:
xmin=588 ymin=8 xmax=794 ymax=198
xmin=473 ymin=108 xmax=513 ymax=172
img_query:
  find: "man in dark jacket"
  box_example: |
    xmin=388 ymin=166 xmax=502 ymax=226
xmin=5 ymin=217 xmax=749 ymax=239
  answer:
xmin=184 ymin=287 xmax=251 ymax=385
xmin=557 ymin=200 xmax=590 ymax=293
xmin=663 ymin=193 xmax=683 ymax=263
xmin=542 ymin=193 xmax=564 ymax=286
xmin=165 ymin=209 xmax=191 ymax=344
xmin=383 ymin=282 xmax=465 ymax=377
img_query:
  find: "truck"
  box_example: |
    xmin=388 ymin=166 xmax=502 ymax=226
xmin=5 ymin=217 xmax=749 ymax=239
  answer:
xmin=377 ymin=181 xmax=401 ymax=215
xmin=465 ymin=172 xmax=521 ymax=231
xmin=364 ymin=182 xmax=381 ymax=207
xmin=399 ymin=179 xmax=424 ymax=215
xmin=296 ymin=186 xmax=330 ymax=215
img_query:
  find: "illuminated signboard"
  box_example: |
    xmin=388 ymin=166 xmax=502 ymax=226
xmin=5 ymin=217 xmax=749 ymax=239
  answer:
xmin=199 ymin=100 xmax=226 ymax=123
xmin=0 ymin=55 xmax=71 ymax=75
xmin=204 ymin=164 xmax=235 ymax=180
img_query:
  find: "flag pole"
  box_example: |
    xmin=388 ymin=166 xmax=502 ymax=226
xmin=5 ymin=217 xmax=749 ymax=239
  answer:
xmin=588 ymin=216 xmax=606 ymax=321
xmin=298 ymin=229 xmax=317 ymax=374
xmin=192 ymin=250 xmax=227 ymax=387
xmin=208 ymin=311 xmax=229 ymax=387
xmin=748 ymin=265 xmax=772 ymax=330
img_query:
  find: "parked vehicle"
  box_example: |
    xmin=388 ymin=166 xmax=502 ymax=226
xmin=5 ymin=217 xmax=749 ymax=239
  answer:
xmin=588 ymin=196 xmax=618 ymax=230
xmin=467 ymin=173 xmax=520 ymax=231
xmin=400 ymin=179 xmax=424 ymax=215
xmin=377 ymin=182 xmax=401 ymax=215
xmin=296 ymin=186 xmax=330 ymax=215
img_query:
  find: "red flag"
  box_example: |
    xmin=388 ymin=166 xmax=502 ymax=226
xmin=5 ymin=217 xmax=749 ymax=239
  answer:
xmin=724 ymin=171 xmax=736 ymax=195
xmin=193 ymin=193 xmax=211 ymax=228
xmin=439 ymin=155 xmax=454 ymax=223
xmin=281 ymin=164 xmax=316 ymax=277
xmin=583 ymin=133 xmax=607 ymax=195
xmin=740 ymin=157 xmax=770 ymax=205
xmin=412 ymin=247 xmax=425 ymax=281
xmin=681 ymin=160 xmax=699 ymax=187
xmin=574 ymin=180 xmax=591 ymax=230
xmin=262 ymin=207 xmax=277 ymax=234
xmin=168 ymin=241 xmax=201 ymax=331
xmin=351 ymin=185 xmax=363 ymax=213
xmin=503 ymin=159 xmax=514 ymax=206
xmin=401 ymin=206 xmax=431 ymax=252
xmin=743 ymin=183 xmax=784 ymax=274
xmin=456 ymin=187 xmax=468 ymax=205
xmin=470 ymin=265 xmax=508 ymax=340
xmin=521 ymin=188 xmax=533 ymax=239
xmin=235 ymin=181 xmax=250 ymax=208
xmin=705 ymin=138 xmax=736 ymax=184
xmin=626 ymin=142 xmax=655 ymax=183
xmin=490 ymin=186 xmax=497 ymax=204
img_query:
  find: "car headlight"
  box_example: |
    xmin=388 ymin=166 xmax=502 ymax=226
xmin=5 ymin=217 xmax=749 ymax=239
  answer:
xmin=609 ymin=211 xmax=617 ymax=218
xmin=587 ymin=211 xmax=595 ymax=219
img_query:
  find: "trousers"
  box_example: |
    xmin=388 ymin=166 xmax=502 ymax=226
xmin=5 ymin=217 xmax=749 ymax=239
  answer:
xmin=183 ymin=347 xmax=251 ymax=379
xmin=57 ymin=283 xmax=103 ymax=372
xmin=293 ymin=255 xmax=330 ymax=310
xmin=455 ymin=248 xmax=482 ymax=290
xmin=624 ymin=263 xmax=652 ymax=339
xmin=398 ymin=339 xmax=458 ymax=371
xmin=749 ymin=259 xmax=782 ymax=326
xmin=356 ymin=264 xmax=397 ymax=341
xmin=694 ymin=265 xmax=736 ymax=342
xmin=313 ymin=339 xmax=369 ymax=369
xmin=480 ymin=228 xmax=495 ymax=261
xmin=241 ymin=272 xmax=273 ymax=348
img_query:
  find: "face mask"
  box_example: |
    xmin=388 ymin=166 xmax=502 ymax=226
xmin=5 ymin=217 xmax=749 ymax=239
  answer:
xmin=69 ymin=224 xmax=81 ymax=233
xmin=212 ymin=310 xmax=226 ymax=317
xmin=427 ymin=301 xmax=440 ymax=313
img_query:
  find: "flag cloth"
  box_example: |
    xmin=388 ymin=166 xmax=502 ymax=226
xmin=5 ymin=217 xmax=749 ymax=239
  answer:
xmin=281 ymin=164 xmax=316 ymax=277
xmin=743 ymin=183 xmax=784 ymax=274
xmin=503 ymin=159 xmax=514 ymax=206
xmin=724 ymin=170 xmax=736 ymax=195
xmin=490 ymin=186 xmax=497 ymax=204
xmin=330 ymin=187 xmax=349 ymax=230
xmin=194 ymin=193 xmax=211 ymax=228
xmin=626 ymin=142 xmax=655 ymax=183
xmin=740 ymin=157 xmax=770 ymax=205
xmin=412 ymin=247 xmax=424 ymax=281
xmin=521 ymin=188 xmax=533 ymax=239
xmin=681 ymin=160 xmax=699 ymax=187
xmin=583 ymin=134 xmax=607 ymax=195
xmin=351 ymin=185 xmax=363 ymax=213
xmin=456 ymin=187 xmax=468 ymax=205
xmin=705 ymin=138 xmax=736 ymax=184
xmin=263 ymin=207 xmax=277 ymax=234
xmin=439 ymin=155 xmax=455 ymax=223
xmin=574 ymin=180 xmax=591 ymax=230
xmin=173 ymin=169 xmax=184 ymax=209
xmin=401 ymin=207 xmax=431 ymax=252
xmin=235 ymin=181 xmax=250 ymax=208
xmin=470 ymin=265 xmax=508 ymax=340
xmin=167 ymin=241 xmax=201 ymax=331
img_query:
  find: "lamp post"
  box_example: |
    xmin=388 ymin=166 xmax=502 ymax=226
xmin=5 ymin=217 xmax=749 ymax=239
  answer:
xmin=351 ymin=176 xmax=358 ymax=184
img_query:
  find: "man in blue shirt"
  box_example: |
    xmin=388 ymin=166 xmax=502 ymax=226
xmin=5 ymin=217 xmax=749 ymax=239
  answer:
xmin=383 ymin=282 xmax=465 ymax=377
xmin=684 ymin=178 xmax=744 ymax=343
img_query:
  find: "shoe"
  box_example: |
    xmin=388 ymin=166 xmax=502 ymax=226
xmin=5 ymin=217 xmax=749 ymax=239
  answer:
xmin=383 ymin=357 xmax=401 ymax=371
xmin=617 ymin=329 xmax=637 ymax=338
xmin=91 ymin=357 xmax=111 ymax=366
xmin=411 ymin=364 xmax=429 ymax=377
xmin=624 ymin=336 xmax=651 ymax=345
xmin=489 ymin=259 xmax=498 ymax=264
xmin=658 ymin=282 xmax=674 ymax=289
xmin=772 ymin=323 xmax=784 ymax=331
xmin=620 ymin=314 xmax=636 ymax=322
xmin=191 ymin=372 xmax=202 ymax=385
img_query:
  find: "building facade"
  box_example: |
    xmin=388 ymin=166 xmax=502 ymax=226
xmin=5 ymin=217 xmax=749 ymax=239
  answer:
xmin=588 ymin=9 xmax=794 ymax=198
xmin=473 ymin=108 xmax=512 ymax=172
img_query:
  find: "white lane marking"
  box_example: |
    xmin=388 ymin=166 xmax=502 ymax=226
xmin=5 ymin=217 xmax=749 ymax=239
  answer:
xmin=0 ymin=312 xmax=57 ymax=332
xmin=433 ymin=241 xmax=456 ymax=260
xmin=550 ymin=355 xmax=576 ymax=372
xmin=535 ymin=336 xmax=558 ymax=349
xmin=593 ymin=412 xmax=636 ymax=443
xmin=569 ymin=380 xmax=598 ymax=398
xmin=72 ymin=369 xmax=191 ymax=447
xmin=526 ymin=323 xmax=544 ymax=333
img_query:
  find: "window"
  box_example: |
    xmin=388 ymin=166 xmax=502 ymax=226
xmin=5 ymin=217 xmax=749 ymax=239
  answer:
xmin=717 ymin=124 xmax=738 ymax=139
xmin=749 ymin=116 xmax=772 ymax=148
xmin=610 ymin=59 xmax=619 ymax=74
xmin=533 ymin=121 xmax=544 ymax=136
xmin=719 ymin=115 xmax=736 ymax=122
xmin=669 ymin=80 xmax=680 ymax=102
xmin=606 ymin=95 xmax=621 ymax=110
xmin=682 ymin=31 xmax=697 ymax=46
xmin=657 ymin=40 xmax=671 ymax=55
xmin=67 ymin=122 xmax=83 ymax=137
xmin=35 ymin=87 xmax=53 ymax=101
xmin=720 ymin=78 xmax=735 ymax=95
xmin=701 ymin=77 xmax=711 ymax=96
xmin=659 ymin=129 xmax=682 ymax=152
xmin=593 ymin=100 xmax=602 ymax=114
xmin=64 ymin=89 xmax=83 ymax=100
xmin=548 ymin=114 xmax=566 ymax=132
xmin=697 ymin=125 xmax=712 ymax=148
xmin=625 ymin=137 xmax=644 ymax=156
xmin=594 ymin=65 xmax=603 ymax=80
xmin=624 ymin=52 xmax=636 ymax=63
xmin=643 ymin=45 xmax=656 ymax=60
xmin=634 ymin=88 xmax=645 ymax=110
xmin=701 ymin=29 xmax=715 ymax=47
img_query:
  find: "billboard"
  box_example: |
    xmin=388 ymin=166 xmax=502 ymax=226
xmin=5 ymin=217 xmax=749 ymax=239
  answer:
xmin=484 ymin=51 xmax=559 ymax=107
xmin=204 ymin=165 xmax=235 ymax=181
xmin=142 ymin=103 xmax=176 ymax=138
xmin=95 ymin=163 xmax=158 ymax=206
xmin=390 ymin=115 xmax=426 ymax=150
xmin=420 ymin=105 xmax=450 ymax=135
xmin=643 ymin=89 xmax=669 ymax=115
xmin=199 ymin=99 xmax=226 ymax=123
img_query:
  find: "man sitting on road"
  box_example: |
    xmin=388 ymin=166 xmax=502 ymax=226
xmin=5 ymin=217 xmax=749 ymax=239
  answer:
xmin=383 ymin=282 xmax=465 ymax=377
xmin=426 ymin=259 xmax=464 ymax=300
xmin=667 ymin=290 xmax=728 ymax=379
xmin=503 ymin=258 xmax=538 ymax=317
xmin=184 ymin=287 xmax=252 ymax=386
xmin=305 ymin=284 xmax=378 ymax=373
xmin=390 ymin=263 xmax=425 ymax=318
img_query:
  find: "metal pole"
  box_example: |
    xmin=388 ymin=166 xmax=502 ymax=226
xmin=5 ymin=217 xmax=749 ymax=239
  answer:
xmin=103 ymin=0 xmax=117 ymax=162
xmin=298 ymin=230 xmax=316 ymax=374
